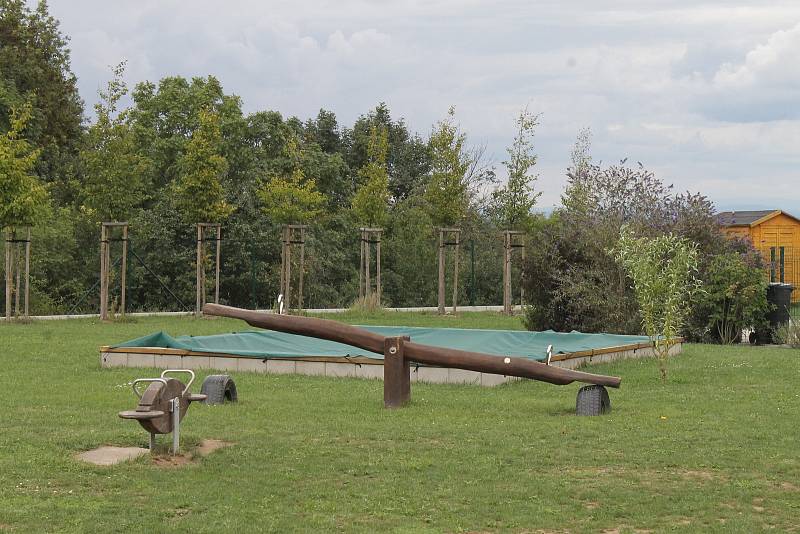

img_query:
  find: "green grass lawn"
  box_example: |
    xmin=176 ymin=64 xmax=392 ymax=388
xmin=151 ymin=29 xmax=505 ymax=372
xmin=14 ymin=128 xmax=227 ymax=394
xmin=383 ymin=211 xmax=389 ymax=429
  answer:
xmin=1 ymin=313 xmax=799 ymax=532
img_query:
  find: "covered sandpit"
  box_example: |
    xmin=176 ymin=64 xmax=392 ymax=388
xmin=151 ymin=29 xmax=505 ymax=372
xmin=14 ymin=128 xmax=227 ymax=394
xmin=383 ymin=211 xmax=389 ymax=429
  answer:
xmin=100 ymin=323 xmax=680 ymax=386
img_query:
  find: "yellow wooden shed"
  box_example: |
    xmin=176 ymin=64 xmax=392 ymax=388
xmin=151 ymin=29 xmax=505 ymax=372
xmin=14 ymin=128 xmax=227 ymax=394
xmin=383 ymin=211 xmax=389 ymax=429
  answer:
xmin=717 ymin=210 xmax=800 ymax=298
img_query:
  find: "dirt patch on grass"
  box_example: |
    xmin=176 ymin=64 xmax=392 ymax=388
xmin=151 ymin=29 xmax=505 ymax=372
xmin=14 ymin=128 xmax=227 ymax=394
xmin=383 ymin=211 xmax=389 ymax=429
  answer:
xmin=152 ymin=439 xmax=234 ymax=468
xmin=196 ymin=439 xmax=233 ymax=457
xmin=0 ymin=524 xmax=14 ymax=531
xmin=152 ymin=454 xmax=195 ymax=468
xmin=780 ymin=481 xmax=799 ymax=492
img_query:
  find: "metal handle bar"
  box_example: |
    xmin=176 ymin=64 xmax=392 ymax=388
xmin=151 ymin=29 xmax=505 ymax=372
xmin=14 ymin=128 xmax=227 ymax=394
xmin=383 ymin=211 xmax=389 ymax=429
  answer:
xmin=132 ymin=378 xmax=168 ymax=399
xmin=160 ymin=369 xmax=195 ymax=395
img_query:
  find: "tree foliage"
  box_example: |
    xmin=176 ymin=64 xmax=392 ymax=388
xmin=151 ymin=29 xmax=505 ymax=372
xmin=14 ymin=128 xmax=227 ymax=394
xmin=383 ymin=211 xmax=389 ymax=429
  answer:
xmin=489 ymin=108 xmax=541 ymax=230
xmin=173 ymin=108 xmax=232 ymax=223
xmin=81 ymin=62 xmax=152 ymax=222
xmin=257 ymin=134 xmax=326 ymax=225
xmin=614 ymin=228 xmax=702 ymax=380
xmin=424 ymin=107 xmax=471 ymax=227
xmin=0 ymin=102 xmax=46 ymax=228
xmin=351 ymin=124 xmax=389 ymax=227
xmin=0 ymin=0 xmax=83 ymax=197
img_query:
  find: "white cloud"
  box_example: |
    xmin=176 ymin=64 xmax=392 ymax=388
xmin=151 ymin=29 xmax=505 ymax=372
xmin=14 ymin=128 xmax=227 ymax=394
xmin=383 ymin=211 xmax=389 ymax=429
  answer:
xmin=38 ymin=0 xmax=800 ymax=213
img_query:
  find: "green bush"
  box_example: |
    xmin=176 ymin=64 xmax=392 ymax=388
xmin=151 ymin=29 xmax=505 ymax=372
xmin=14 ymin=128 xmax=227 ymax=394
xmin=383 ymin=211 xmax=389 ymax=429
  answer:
xmin=774 ymin=321 xmax=800 ymax=347
xmin=690 ymin=250 xmax=770 ymax=344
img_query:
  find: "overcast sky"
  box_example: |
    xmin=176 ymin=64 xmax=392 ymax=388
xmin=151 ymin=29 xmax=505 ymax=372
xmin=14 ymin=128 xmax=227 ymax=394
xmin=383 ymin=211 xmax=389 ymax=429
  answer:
xmin=45 ymin=0 xmax=800 ymax=213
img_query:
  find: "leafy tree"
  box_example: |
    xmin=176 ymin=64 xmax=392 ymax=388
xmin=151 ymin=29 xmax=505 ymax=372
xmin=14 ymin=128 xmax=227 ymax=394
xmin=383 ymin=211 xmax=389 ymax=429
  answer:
xmin=615 ymin=228 xmax=702 ymax=381
xmin=345 ymin=103 xmax=430 ymax=202
xmin=305 ymin=109 xmax=342 ymax=154
xmin=351 ymin=125 xmax=389 ymax=227
xmin=561 ymin=127 xmax=592 ymax=214
xmin=80 ymin=62 xmax=152 ymax=222
xmin=173 ymin=108 xmax=232 ymax=223
xmin=129 ymin=75 xmax=244 ymax=191
xmin=424 ymin=107 xmax=471 ymax=227
xmin=0 ymin=0 xmax=83 ymax=199
xmin=0 ymin=102 xmax=46 ymax=228
xmin=258 ymin=134 xmax=326 ymax=225
xmin=489 ymin=107 xmax=541 ymax=229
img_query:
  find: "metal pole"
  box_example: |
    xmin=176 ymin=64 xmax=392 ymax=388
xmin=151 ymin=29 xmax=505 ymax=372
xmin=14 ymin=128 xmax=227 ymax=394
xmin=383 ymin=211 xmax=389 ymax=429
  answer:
xmin=172 ymin=397 xmax=180 ymax=454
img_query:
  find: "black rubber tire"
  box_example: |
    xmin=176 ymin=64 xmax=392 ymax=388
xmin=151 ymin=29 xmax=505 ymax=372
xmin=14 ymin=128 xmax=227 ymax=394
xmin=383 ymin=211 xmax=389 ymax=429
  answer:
xmin=201 ymin=374 xmax=238 ymax=405
xmin=575 ymin=385 xmax=610 ymax=416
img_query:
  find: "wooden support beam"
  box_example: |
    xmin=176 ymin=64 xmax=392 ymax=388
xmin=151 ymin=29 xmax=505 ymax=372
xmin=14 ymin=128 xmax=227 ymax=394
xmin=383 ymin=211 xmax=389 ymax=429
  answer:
xmin=298 ymin=227 xmax=305 ymax=311
xmin=120 ymin=226 xmax=127 ymax=317
xmin=13 ymin=230 xmax=20 ymax=317
xmin=358 ymin=229 xmax=364 ymax=299
xmin=196 ymin=224 xmax=203 ymax=316
xmin=285 ymin=227 xmax=292 ymax=312
xmin=4 ymin=228 xmax=11 ymax=319
xmin=376 ymin=232 xmax=381 ymax=305
xmin=24 ymin=228 xmax=30 ymax=318
xmin=383 ymin=336 xmax=411 ymax=408
xmin=100 ymin=225 xmax=107 ymax=320
xmin=438 ymin=229 xmax=445 ymax=314
xmin=365 ymin=232 xmax=371 ymax=298
xmin=452 ymin=231 xmax=460 ymax=314
xmin=215 ymin=225 xmax=221 ymax=304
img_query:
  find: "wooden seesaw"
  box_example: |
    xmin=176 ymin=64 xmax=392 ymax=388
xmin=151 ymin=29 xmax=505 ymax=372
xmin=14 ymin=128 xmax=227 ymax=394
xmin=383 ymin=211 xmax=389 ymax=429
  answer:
xmin=203 ymin=304 xmax=620 ymax=414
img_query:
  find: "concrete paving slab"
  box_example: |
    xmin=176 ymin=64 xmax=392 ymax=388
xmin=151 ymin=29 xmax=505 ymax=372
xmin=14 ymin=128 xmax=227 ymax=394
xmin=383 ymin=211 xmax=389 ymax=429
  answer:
xmin=76 ymin=446 xmax=149 ymax=466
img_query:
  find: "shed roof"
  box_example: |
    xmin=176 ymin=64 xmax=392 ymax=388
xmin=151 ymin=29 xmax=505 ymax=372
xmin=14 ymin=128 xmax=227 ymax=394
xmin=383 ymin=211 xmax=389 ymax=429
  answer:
xmin=716 ymin=210 xmax=800 ymax=227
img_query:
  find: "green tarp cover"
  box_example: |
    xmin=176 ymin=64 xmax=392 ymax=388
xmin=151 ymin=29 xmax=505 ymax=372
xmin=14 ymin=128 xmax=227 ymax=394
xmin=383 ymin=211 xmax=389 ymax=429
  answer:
xmin=112 ymin=326 xmax=649 ymax=362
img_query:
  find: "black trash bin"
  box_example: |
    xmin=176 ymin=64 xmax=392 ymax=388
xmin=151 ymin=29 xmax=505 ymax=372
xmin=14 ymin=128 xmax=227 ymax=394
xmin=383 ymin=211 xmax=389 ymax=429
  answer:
xmin=753 ymin=283 xmax=795 ymax=343
xmin=767 ymin=283 xmax=794 ymax=328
